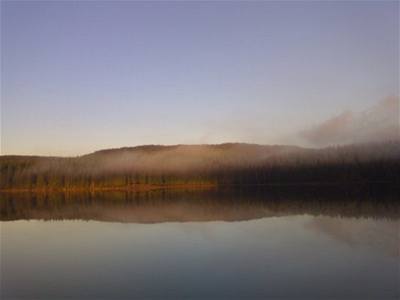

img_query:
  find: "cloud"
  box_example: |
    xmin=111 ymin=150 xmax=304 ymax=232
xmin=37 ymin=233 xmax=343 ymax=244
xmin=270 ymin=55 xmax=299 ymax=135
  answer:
xmin=306 ymin=217 xmax=399 ymax=257
xmin=300 ymin=96 xmax=399 ymax=146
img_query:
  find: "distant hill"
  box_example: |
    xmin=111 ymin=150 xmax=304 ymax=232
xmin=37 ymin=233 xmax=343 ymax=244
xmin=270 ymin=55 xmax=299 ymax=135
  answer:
xmin=2 ymin=187 xmax=399 ymax=222
xmin=1 ymin=141 xmax=399 ymax=191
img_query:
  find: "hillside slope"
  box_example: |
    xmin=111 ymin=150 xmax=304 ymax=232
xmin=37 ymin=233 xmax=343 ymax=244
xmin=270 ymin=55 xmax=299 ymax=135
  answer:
xmin=1 ymin=142 xmax=399 ymax=190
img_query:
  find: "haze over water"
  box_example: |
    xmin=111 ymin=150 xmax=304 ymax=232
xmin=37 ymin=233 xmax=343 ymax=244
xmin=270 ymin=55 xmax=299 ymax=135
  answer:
xmin=1 ymin=1 xmax=399 ymax=299
xmin=1 ymin=188 xmax=399 ymax=299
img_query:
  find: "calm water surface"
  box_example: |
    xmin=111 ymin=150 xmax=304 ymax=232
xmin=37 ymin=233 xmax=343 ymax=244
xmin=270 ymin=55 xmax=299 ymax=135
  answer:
xmin=1 ymin=188 xmax=399 ymax=299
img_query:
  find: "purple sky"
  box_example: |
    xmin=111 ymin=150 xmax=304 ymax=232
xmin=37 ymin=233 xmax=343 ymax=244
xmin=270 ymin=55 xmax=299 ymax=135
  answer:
xmin=1 ymin=1 xmax=398 ymax=156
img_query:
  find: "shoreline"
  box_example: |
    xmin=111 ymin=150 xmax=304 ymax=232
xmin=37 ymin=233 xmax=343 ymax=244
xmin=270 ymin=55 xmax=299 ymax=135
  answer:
xmin=0 ymin=181 xmax=397 ymax=194
xmin=0 ymin=183 xmax=218 ymax=194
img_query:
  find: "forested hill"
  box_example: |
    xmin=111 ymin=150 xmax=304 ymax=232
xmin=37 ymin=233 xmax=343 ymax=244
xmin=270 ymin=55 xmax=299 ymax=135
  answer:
xmin=1 ymin=142 xmax=399 ymax=191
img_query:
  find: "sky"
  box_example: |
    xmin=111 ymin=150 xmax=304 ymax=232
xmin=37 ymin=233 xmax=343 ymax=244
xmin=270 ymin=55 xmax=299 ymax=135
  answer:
xmin=1 ymin=1 xmax=398 ymax=156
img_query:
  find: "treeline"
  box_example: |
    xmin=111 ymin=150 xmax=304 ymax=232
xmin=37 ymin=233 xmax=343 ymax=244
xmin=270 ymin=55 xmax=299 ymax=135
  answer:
xmin=0 ymin=141 xmax=399 ymax=190
xmin=1 ymin=185 xmax=399 ymax=222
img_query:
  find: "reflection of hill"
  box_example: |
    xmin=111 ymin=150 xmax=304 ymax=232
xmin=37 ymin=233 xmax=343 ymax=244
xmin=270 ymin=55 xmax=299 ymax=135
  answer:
xmin=1 ymin=186 xmax=398 ymax=223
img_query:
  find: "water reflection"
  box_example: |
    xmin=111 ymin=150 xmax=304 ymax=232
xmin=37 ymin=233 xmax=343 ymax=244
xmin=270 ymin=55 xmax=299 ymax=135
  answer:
xmin=306 ymin=217 xmax=399 ymax=257
xmin=1 ymin=186 xmax=399 ymax=222
xmin=1 ymin=187 xmax=399 ymax=299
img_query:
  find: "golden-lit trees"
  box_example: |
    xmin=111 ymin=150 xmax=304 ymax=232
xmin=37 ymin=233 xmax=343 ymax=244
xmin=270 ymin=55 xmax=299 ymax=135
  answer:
xmin=0 ymin=141 xmax=399 ymax=191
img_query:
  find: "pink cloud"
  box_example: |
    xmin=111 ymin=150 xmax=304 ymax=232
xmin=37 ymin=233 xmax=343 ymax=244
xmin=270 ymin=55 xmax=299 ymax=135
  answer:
xmin=300 ymin=96 xmax=399 ymax=146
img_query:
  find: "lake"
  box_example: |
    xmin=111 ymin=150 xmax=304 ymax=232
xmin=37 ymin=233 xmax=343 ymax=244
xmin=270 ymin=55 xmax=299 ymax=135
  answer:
xmin=1 ymin=187 xmax=399 ymax=299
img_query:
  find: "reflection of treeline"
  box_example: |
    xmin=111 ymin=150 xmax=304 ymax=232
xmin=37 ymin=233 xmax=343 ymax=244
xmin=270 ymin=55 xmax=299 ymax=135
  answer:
xmin=1 ymin=141 xmax=399 ymax=190
xmin=1 ymin=185 xmax=399 ymax=222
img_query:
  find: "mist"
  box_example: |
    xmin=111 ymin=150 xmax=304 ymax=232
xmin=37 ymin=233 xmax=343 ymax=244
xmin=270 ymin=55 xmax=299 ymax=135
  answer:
xmin=300 ymin=97 xmax=399 ymax=147
xmin=1 ymin=140 xmax=399 ymax=191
